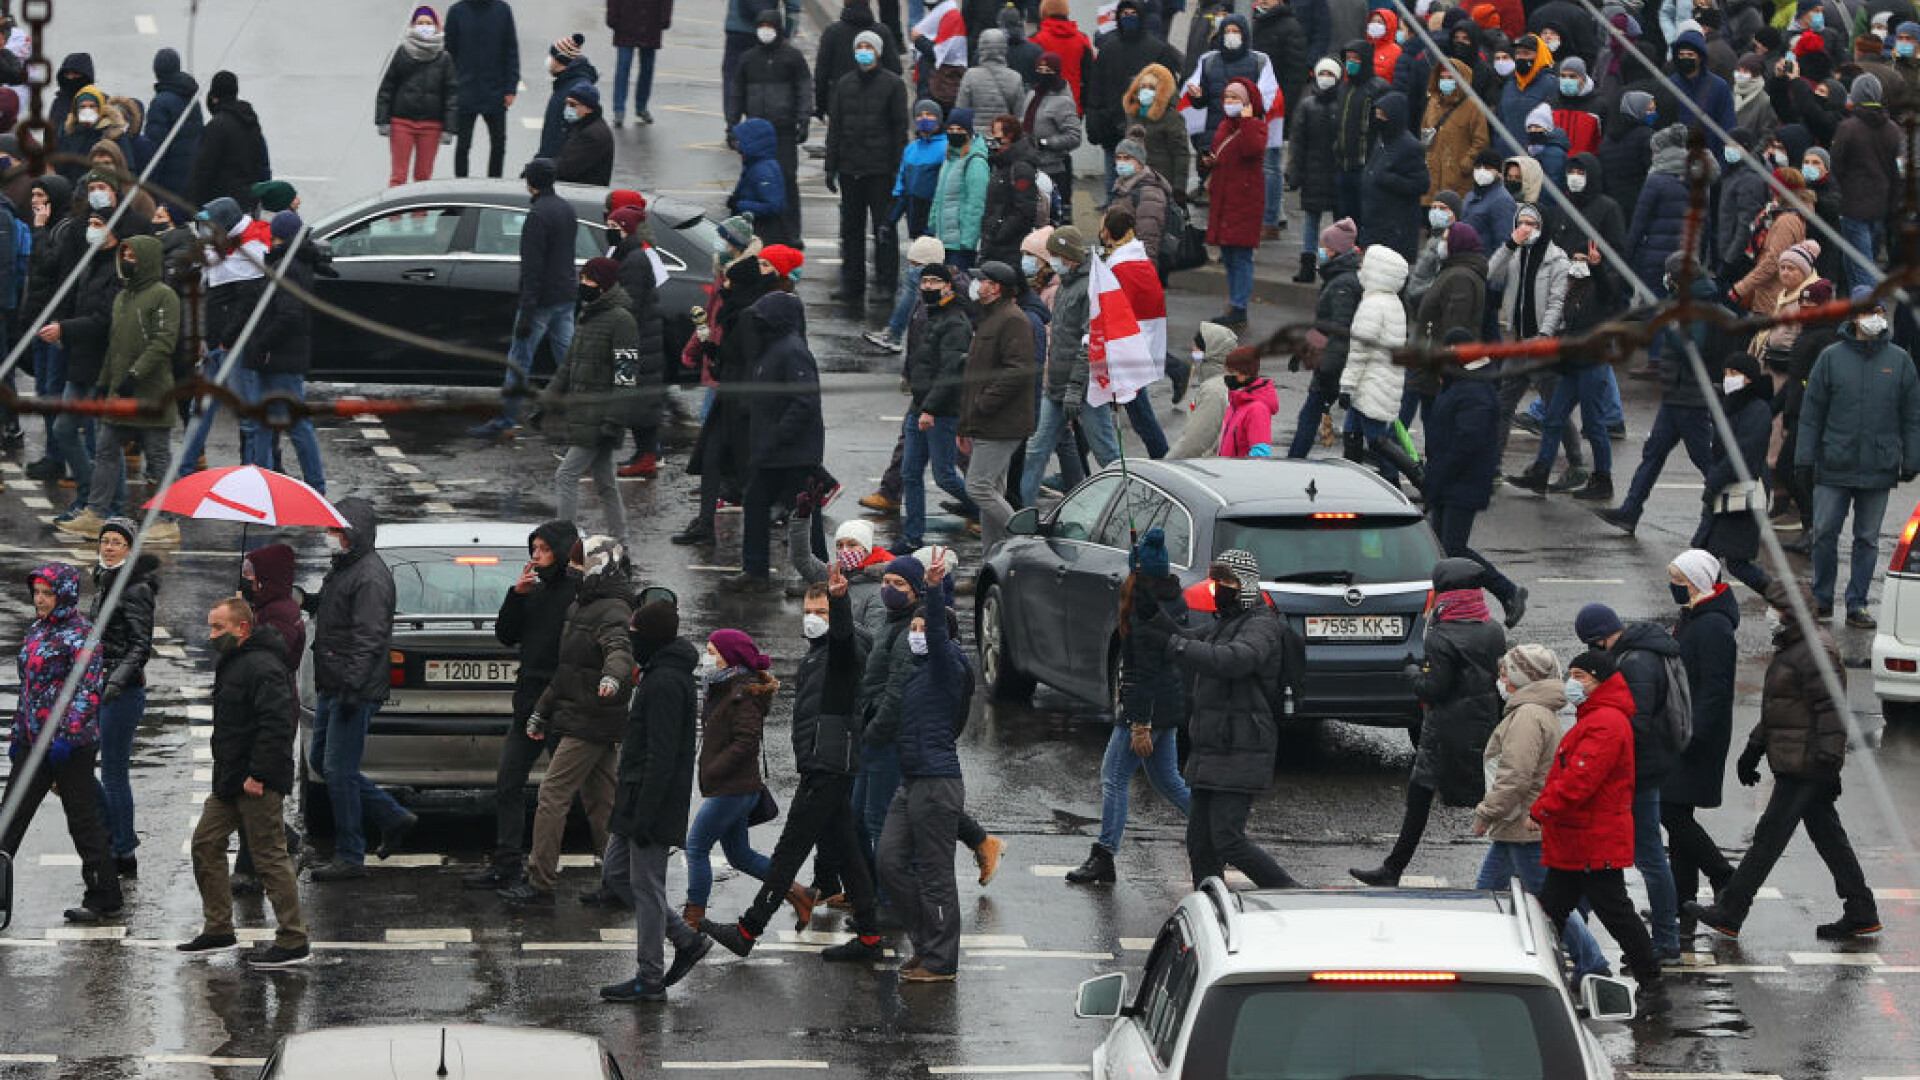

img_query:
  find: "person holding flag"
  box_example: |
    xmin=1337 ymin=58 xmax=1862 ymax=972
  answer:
xmin=1099 ymin=207 xmax=1171 ymax=458
xmin=910 ymin=0 xmax=969 ymax=108
xmin=1083 ymin=217 xmax=1169 ymax=456
xmin=1020 ymin=225 xmax=1116 ymax=507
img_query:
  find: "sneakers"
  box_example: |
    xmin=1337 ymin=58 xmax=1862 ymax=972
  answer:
xmin=858 ymin=492 xmax=900 ymax=514
xmin=1592 ymin=506 xmax=1638 ymax=536
xmin=63 ymin=902 xmax=123 ymax=923
xmin=144 ymin=519 xmax=181 ymax=545
xmin=636 ymin=109 xmax=653 ymax=124
xmin=177 ymin=932 xmax=240 ymax=954
xmin=246 ymin=942 xmax=312 ymax=968
xmin=664 ymin=935 xmax=713 ymax=986
xmin=466 ymin=417 xmax=519 ymax=439
xmin=974 ymin=836 xmax=1007 ymax=885
xmin=56 ymin=508 xmax=105 ymax=538
xmin=600 ymin=977 xmax=668 ymax=1003
xmin=1064 ymin=843 xmax=1116 ymax=885
xmin=375 ymin=811 xmax=418 ymax=860
xmin=497 ymin=881 xmax=556 ymax=907
xmin=306 ymin=859 xmax=368 ymax=882
xmin=1815 ymin=914 xmax=1883 ymax=939
xmin=1348 ymin=864 xmax=1402 ymax=888
xmin=1546 ymin=467 xmax=1590 ymax=494
xmin=1512 ymin=414 xmax=1544 ymax=437
xmin=617 ymin=453 xmax=658 ymax=478
xmin=1684 ymin=900 xmax=1741 ymax=938
xmin=1571 ymin=471 xmax=1614 ymax=502
xmin=863 ymin=328 xmax=904 ymax=352
xmin=700 ymin=918 xmax=756 ymax=957
xmin=24 ymin=458 xmax=59 ymax=481
xmin=820 ymin=935 xmax=884 ymax=963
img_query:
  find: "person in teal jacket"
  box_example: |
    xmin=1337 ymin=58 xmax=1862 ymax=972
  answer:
xmin=930 ymin=106 xmax=989 ymax=271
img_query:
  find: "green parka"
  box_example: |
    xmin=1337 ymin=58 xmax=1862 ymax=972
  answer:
xmin=541 ymin=284 xmax=641 ymax=448
xmin=100 ymin=234 xmax=179 ymax=429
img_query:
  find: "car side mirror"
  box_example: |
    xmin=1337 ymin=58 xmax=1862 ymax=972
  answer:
xmin=1580 ymin=973 xmax=1636 ymax=1021
xmin=0 ymin=850 xmax=13 ymax=931
xmin=1007 ymin=506 xmax=1042 ymax=537
xmin=1075 ymin=972 xmax=1128 ymax=1019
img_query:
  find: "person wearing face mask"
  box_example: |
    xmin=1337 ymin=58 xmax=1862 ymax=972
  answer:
xmin=178 ymin=597 xmax=308 ymax=965
xmin=981 ymin=125 xmax=1045 ymax=268
xmin=1795 ymin=289 xmax=1920 ymax=626
xmin=930 ymin=108 xmax=990 ymax=269
xmin=1713 ymin=128 xmax=1770 ymax=274
xmin=1351 ymin=559 xmax=1508 ymax=887
xmin=726 ymin=118 xmax=792 ymax=249
xmin=790 ymin=509 xmax=897 ymax=635
xmin=901 ymin=264 xmax=978 ymax=547
xmin=884 ymin=101 xmax=951 ymax=265
xmin=1496 ymin=35 xmax=1556 ymax=144
xmin=1203 ymin=78 xmax=1269 ymax=328
xmin=1596 ymin=91 xmax=1655 ymax=218
xmin=1549 ymin=57 xmax=1601 ymax=155
xmin=537 ymin=34 xmax=598 ymax=161
xmin=1659 ymin=549 xmax=1740 ymax=943
xmin=1423 ymin=60 xmax=1490 ymax=210
xmin=730 ymin=11 xmax=811 ymax=243
xmin=1460 ymin=148 xmax=1516 ymax=254
xmin=1620 ymin=124 xmax=1697 ymax=305
xmin=56 ymin=85 xmax=134 ymax=187
xmin=1687 ymin=577 xmax=1882 ymax=942
xmin=86 ymin=519 xmax=159 ymax=880
xmin=1470 ymin=645 xmax=1608 ymax=978
xmin=725 ymin=276 xmax=825 ymax=592
xmin=1363 ymin=9 xmax=1402 ymax=79
xmin=537 ymin=257 xmax=637 ymax=546
xmin=1086 ymin=0 xmax=1184 ymax=201
xmin=552 ymin=83 xmax=614 ymax=185
xmin=1020 ymin=54 xmax=1084 ymax=211
xmin=376 ymin=6 xmax=459 ymax=188
xmin=39 ymin=201 xmax=128 ymax=525
xmin=825 ymin=30 xmax=909 ymax=307
xmin=1215 ymin=347 xmax=1279 ymax=457
xmin=959 ymin=260 xmax=1036 ymax=545
xmin=1666 ymin=30 xmax=1736 ymax=154
xmin=1169 ymin=321 xmax=1240 ymax=459
xmin=1029 ymin=0 xmax=1095 ymax=112
xmin=1690 ymin=355 xmax=1776 ymax=593
xmin=1729 ymin=55 xmax=1776 ymax=133
xmin=1354 ymin=92 xmax=1429 ymax=263
xmin=188 ymin=70 xmax=271 ymax=211
xmin=1285 ymin=217 xmax=1362 ymax=457
xmin=1330 ymin=41 xmax=1387 ymax=222
xmin=816 ymin=2 xmax=904 ymax=122
xmin=1286 ymin=58 xmax=1343 ymax=282
xmin=1122 ymin=64 xmax=1192 ymax=202
xmin=1831 ymin=74 xmax=1900 ymax=292
xmin=606 ymin=0 xmax=675 ymax=127
xmin=1529 ymin=649 xmax=1670 ymax=1012
xmin=48 ymin=52 xmax=97 ymax=159
xmin=1729 ymin=177 xmax=1812 ymax=316
xmin=1131 ymin=550 xmax=1302 ymax=890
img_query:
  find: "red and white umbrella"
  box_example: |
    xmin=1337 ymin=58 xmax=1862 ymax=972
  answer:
xmin=143 ymin=465 xmax=348 ymax=528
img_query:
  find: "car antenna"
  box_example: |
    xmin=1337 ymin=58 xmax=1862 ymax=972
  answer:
xmin=1305 ymin=479 xmax=1318 ymax=502
xmin=437 ymin=1028 xmax=449 ymax=1078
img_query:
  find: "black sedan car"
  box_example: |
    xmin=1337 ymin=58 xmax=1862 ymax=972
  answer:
xmin=305 ymin=180 xmax=720 ymax=384
xmin=975 ymin=458 xmax=1444 ymax=739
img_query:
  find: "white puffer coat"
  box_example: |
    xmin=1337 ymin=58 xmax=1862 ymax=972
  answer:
xmin=1341 ymin=245 xmax=1409 ymax=424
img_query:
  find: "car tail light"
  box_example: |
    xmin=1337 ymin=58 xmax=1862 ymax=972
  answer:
xmin=1311 ymin=512 xmax=1358 ymax=521
xmin=1310 ymin=971 xmax=1458 ymax=983
xmin=1422 ymin=589 xmax=1436 ymax=616
xmin=1888 ymin=658 xmax=1918 ymax=673
xmin=389 ymin=650 xmax=407 ymax=688
xmin=456 ymin=555 xmax=500 ymax=565
xmin=1891 ymin=502 xmax=1920 ymax=573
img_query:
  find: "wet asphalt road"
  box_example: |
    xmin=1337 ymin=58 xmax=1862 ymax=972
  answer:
xmin=0 ymin=0 xmax=1915 ymax=1077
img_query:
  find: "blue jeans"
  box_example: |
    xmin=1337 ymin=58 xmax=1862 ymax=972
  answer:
xmin=50 ymin=383 xmax=96 ymax=500
xmin=1531 ymin=366 xmax=1611 ymax=473
xmin=1022 ymin=397 xmax=1121 ymax=506
xmin=612 ymin=46 xmax=658 ymax=116
xmin=1096 ymin=725 xmax=1189 ymax=852
xmin=1840 ymin=215 xmax=1885 ymax=292
xmin=885 ymin=273 xmax=918 ymax=338
xmin=1812 ymin=484 xmax=1892 ymax=614
xmin=310 ymin=695 xmax=409 ymax=866
xmin=1299 ymin=209 xmax=1323 ymax=259
xmin=852 ymin=741 xmax=902 ymax=864
xmin=684 ymin=791 xmax=773 ymax=906
xmin=1124 ymin=391 xmax=1169 ymax=459
xmin=1526 ymin=367 xmax=1622 ymax=428
xmin=902 ymin=412 xmax=972 ymax=546
xmin=506 ymin=303 xmax=576 ymax=425
xmin=1633 ymin=787 xmax=1681 ymax=955
xmin=179 ymin=348 xmax=240 ymax=471
xmin=1262 ymin=147 xmax=1283 ymax=227
xmin=31 ymin=339 xmax=64 ymax=461
xmin=92 ymin=685 xmax=145 ymax=857
xmin=1288 ymin=386 xmax=1330 ymax=458
xmin=242 ymin=371 xmax=326 ymax=491
xmin=1475 ymin=839 xmax=1609 ymax=977
xmin=1619 ymin=404 xmax=1714 ymax=520
xmin=1221 ymin=245 xmax=1253 ymax=310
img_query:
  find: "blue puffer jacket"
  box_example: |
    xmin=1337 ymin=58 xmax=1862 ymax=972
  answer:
xmin=895 ymin=584 xmax=969 ymax=779
xmin=730 ymin=118 xmax=787 ymax=224
xmin=893 ymin=132 xmax=947 ymax=202
xmin=1624 ymin=172 xmax=1689 ymax=293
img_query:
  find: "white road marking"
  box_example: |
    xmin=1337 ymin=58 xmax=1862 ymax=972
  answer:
xmin=557 ymin=854 xmax=598 ymax=868
xmin=408 ymin=481 xmax=438 ymax=495
xmin=19 ymin=495 xmax=51 ymax=510
xmin=373 ymin=445 xmax=404 ymax=459
xmin=36 ymin=853 xmax=81 ymax=866
xmin=192 ymin=768 xmax=211 ymax=782
xmin=523 ymin=941 xmax=628 ymax=951
xmin=1399 ymin=875 xmax=1448 ymax=887
xmin=968 ymin=948 xmax=1113 ymax=960
xmin=1786 ymin=952 xmax=1884 ymax=965
xmin=1028 ymin=865 xmax=1074 ymax=877
xmin=133 ymin=14 xmax=158 ymax=33
xmin=0 ymin=939 xmax=59 ymax=948
xmin=660 ymin=1062 xmax=830 ymax=1071
xmin=521 ymin=118 xmax=542 ymax=130
xmin=1118 ymin=937 xmax=1155 ymax=951
xmin=314 ymin=940 xmax=445 ymax=951
xmin=0 ymin=1054 xmax=58 ymax=1063
xmin=184 ymin=705 xmax=211 ymax=720
xmin=1537 ymin=578 xmax=1627 ymax=585
xmin=929 ymin=1068 xmax=1091 ymax=1076
xmin=424 ymin=501 xmax=457 ymax=515
xmin=147 ymin=1055 xmax=268 ymax=1067
xmin=45 ymin=926 xmax=128 ymax=941
xmin=388 ymin=462 xmax=424 ymax=475
xmin=386 ymin=928 xmax=472 ymax=944
xmin=370 ymin=854 xmax=445 ymax=868
xmin=686 ymin=564 xmax=744 ymax=572
xmin=359 ymin=426 xmax=390 ymax=440
xmin=1874 ymin=887 xmax=1919 ymax=900
xmin=1623 ymin=1074 xmax=1781 ymax=1080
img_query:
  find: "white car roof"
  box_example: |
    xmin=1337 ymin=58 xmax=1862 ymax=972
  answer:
xmin=377 ymin=522 xmax=538 ymax=550
xmin=269 ymin=1025 xmax=607 ymax=1080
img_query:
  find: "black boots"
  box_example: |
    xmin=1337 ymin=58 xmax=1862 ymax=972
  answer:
xmin=1348 ymin=864 xmax=1402 ymax=888
xmin=1064 ymin=843 xmax=1116 ymax=885
xmin=1292 ymin=253 xmax=1317 ymax=283
xmin=1571 ymin=471 xmax=1614 ymax=501
xmin=1506 ymin=462 xmax=1550 ymax=493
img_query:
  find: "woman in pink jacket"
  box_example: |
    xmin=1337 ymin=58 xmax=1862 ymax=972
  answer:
xmin=1216 ymin=347 xmax=1277 ymax=457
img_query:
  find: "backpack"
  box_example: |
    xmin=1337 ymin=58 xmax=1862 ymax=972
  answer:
xmin=1657 ymin=651 xmax=1694 ymax=752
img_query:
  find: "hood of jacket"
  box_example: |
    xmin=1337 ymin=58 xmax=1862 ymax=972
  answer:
xmin=153 ymin=56 xmax=197 ymax=99
xmin=244 ymin=543 xmax=297 ymax=606
xmin=1649 ymin=123 xmax=1690 ymax=177
xmin=998 ymin=3 xmax=1028 ymax=43
xmin=1503 ymin=154 xmax=1546 ymax=202
xmin=1506 ymin=673 xmax=1568 ymax=714
xmin=213 ymin=97 xmax=263 ymax=136
xmin=1225 ymin=75 xmax=1267 ymax=119
xmin=221 ymin=623 xmax=290 ymax=673
xmin=734 ymin=117 xmax=779 ymax=162
xmin=334 ymin=496 xmax=379 ymax=561
xmin=1432 ymin=58 xmax=1471 ymax=100
xmin=1197 ymin=321 xmax=1238 ymax=365
xmin=530 ymin=519 xmax=581 ymax=582
xmin=750 ymin=287 xmax=806 ymax=337
xmin=122 ymin=234 xmax=163 ymax=289
xmin=1341 ymin=38 xmax=1376 ymax=79
xmin=1615 ymin=619 xmax=1682 ymax=661
xmin=1126 ymin=63 xmax=1177 ymax=121
xmin=31 ymin=174 xmax=72 ymax=224
xmin=977 ymin=28 xmax=1009 ymax=65
xmin=839 ymin=0 xmax=879 ymax=31
xmin=1515 ymin=37 xmax=1555 ymax=89
xmin=1374 ymin=90 xmax=1411 ymax=138
xmin=1443 ymin=248 xmax=1490 ymax=278
xmin=1227 ymin=376 xmax=1279 ymax=413
xmin=1432 ymin=556 xmax=1487 ymax=593
xmin=57 ymin=53 xmax=95 ymax=91
xmin=28 ymin=562 xmax=81 ymax=619
xmin=1217 ymin=14 xmax=1253 ymax=58
xmin=1673 ymin=28 xmax=1709 ymax=61
xmin=645 ymin=634 xmax=701 ymax=676
xmin=1577 ymin=670 xmax=1636 ymax=720
xmin=1568 ymin=151 xmax=1605 ymax=200
xmin=1359 ymin=244 xmax=1409 ymax=293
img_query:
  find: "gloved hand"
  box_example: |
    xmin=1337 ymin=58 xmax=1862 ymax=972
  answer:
xmin=115 ymin=378 xmax=137 ymax=399
xmin=598 ymin=676 xmax=621 ymax=698
xmin=525 ymin=712 xmax=548 ymax=740
xmin=1337 ymin=392 xmax=1353 ymax=410
xmin=1288 ymin=352 xmax=1302 ymax=372
xmin=377 ymin=123 xmax=391 ymax=137
xmin=824 ymin=172 xmax=839 ymax=194
xmin=1736 ymin=744 xmax=1764 ymax=787
xmin=440 ymin=131 xmax=453 ymax=146
xmin=47 ymin=738 xmax=71 ymax=767
xmin=513 ymin=316 xmax=534 ymax=341
xmin=793 ymin=489 xmax=814 ymax=519
xmin=102 ymin=681 xmax=123 ymax=704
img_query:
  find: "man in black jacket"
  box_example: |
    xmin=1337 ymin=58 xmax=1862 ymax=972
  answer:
xmin=307 ymin=498 xmax=414 ymax=882
xmin=189 ymin=70 xmax=271 ymax=211
xmin=726 ymin=287 xmax=823 ymax=590
xmin=466 ymin=519 xmax=580 ymax=889
xmin=825 ymin=32 xmax=908 ymax=305
xmin=731 ymin=10 xmax=812 ymax=242
xmin=470 ymin=158 xmax=576 ymax=437
xmin=247 ymin=211 xmax=326 ymax=492
xmin=38 ymin=212 xmax=124 ymax=518
xmin=553 ymin=83 xmax=615 ymax=186
xmin=180 ymin=598 xmax=309 ymax=967
xmin=814 ymin=1 xmax=903 ymax=119
xmin=599 ymin=600 xmax=711 ymax=1003
xmin=90 ymin=521 xmax=159 ymax=876
xmin=445 ymin=0 xmax=520 ymax=178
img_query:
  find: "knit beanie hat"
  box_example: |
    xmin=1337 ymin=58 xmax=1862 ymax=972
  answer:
xmin=521 ymin=157 xmax=558 ymax=190
xmin=1799 ymin=277 xmax=1835 ymax=305
xmin=760 ymin=243 xmax=804 ymax=278
xmin=552 ymin=33 xmax=585 ymax=62
xmin=608 ymin=189 xmax=647 ymax=212
xmin=568 ymin=82 xmax=601 ymax=110
xmin=834 ymin=518 xmax=876 ymax=552
xmin=886 ymin=555 xmax=927 ymax=593
xmin=270 ymin=210 xmax=302 ymax=242
xmin=1559 ymin=56 xmax=1588 ymax=79
xmin=608 ymin=206 xmax=646 ymax=235
xmin=582 ymin=256 xmax=621 ymax=289
xmin=716 ymin=213 xmax=756 ymax=251
xmin=1433 ymin=190 xmax=1465 ymax=220
xmin=98 ymin=516 xmax=138 ymax=546
xmin=1568 ymin=649 xmax=1617 ymax=681
xmin=1047 ymin=225 xmax=1089 ymax=262
xmin=853 ymin=29 xmax=885 ymax=54
xmin=209 ymin=70 xmax=238 ymax=102
xmin=1500 ymin=643 xmax=1561 ymax=688
xmin=1115 ymin=137 xmax=1148 ymax=162
xmin=947 ymin=106 xmax=976 ymax=132
xmin=906 ymin=234 xmax=946 ymax=266
xmin=1780 ymin=240 xmax=1820 ymax=277
xmin=1131 ymin=527 xmax=1171 ymax=578
xmin=1574 ymin=602 xmax=1624 ymax=645
xmin=1804 ymin=146 xmax=1831 ymax=170
xmin=1212 ymin=549 xmax=1263 ymax=608
xmin=1670 ymin=548 xmax=1722 ymax=594
xmin=201 ymin=196 xmax=244 ymax=234
xmin=631 ymin=600 xmax=678 ymax=647
xmin=411 ymin=6 xmax=440 ymax=28
xmin=252 ymin=179 xmax=297 ymax=213
xmin=914 ymin=98 xmax=943 ymax=121
xmin=1445 ymin=220 xmax=1482 ymax=254
xmin=708 ymin=629 xmax=772 ymax=671
xmin=1320 ymin=216 xmax=1359 ymax=256
xmin=1525 ymin=102 xmax=1556 ymax=131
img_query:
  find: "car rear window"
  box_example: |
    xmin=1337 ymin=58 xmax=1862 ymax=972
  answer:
xmin=1183 ymin=981 xmax=1582 ymax=1079
xmin=1212 ymin=516 xmax=1439 ymax=585
xmin=383 ymin=548 xmax=525 ymax=616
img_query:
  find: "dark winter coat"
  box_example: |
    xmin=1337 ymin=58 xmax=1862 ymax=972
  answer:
xmin=1425 ymin=369 xmax=1501 ymax=511
xmin=1409 ymin=565 xmax=1507 ymax=807
xmin=611 ymin=235 xmax=666 ymax=429
xmin=1044 ymin=263 xmax=1090 ymax=404
xmin=1461 ymin=179 xmax=1516 ymax=254
xmin=543 ymin=284 xmax=641 ymax=447
xmin=56 ymin=246 xmax=122 ymax=388
xmin=608 ymin=0 xmax=673 ymax=50
xmin=1203 ymin=91 xmax=1267 ymax=249
xmin=518 ymin=187 xmax=579 ymax=312
xmin=376 ymin=45 xmax=461 ymax=128
xmin=1597 ymin=122 xmax=1652 ymax=223
xmin=1553 ymin=153 xmax=1625 ymax=266
xmin=1168 ymin=606 xmax=1284 ymax=794
xmin=1417 ymin=250 xmax=1488 ymax=351
xmin=1832 ymin=107 xmax=1903 ymax=223
xmin=534 ymin=562 xmax=635 ymax=745
xmin=981 ymin=148 xmax=1042 ymax=266
xmin=554 ymin=112 xmax=615 ymax=186
xmin=495 ymin=520 xmax=581 ymax=685
xmin=1693 ymin=383 xmax=1772 ymax=562
xmin=539 ymin=57 xmax=600 ymax=160
xmin=209 ymin=626 xmax=298 ymax=800
xmin=825 ymin=66 xmax=908 ymax=179
xmin=896 ymin=586 xmax=969 ymax=779
xmin=1717 ymin=159 xmax=1770 ymax=267
xmin=190 ymin=98 xmax=271 ymax=211
xmin=146 ymin=53 xmax=202 ymax=206
xmin=1285 ymin=80 xmax=1340 ymax=214
xmin=1753 ymin=589 xmax=1849 ymax=780
xmin=608 ymin=635 xmax=699 ymax=845
xmin=1624 ymin=171 xmax=1690 ymax=295
xmin=311 ymin=498 xmax=396 ymax=704
xmin=744 ymin=290 xmax=823 ymax=467
xmin=243 ymin=544 xmax=306 ymax=675
xmin=1310 ymin=252 xmax=1363 ymax=399
xmin=792 ymin=591 xmax=873 ymax=777
xmin=1665 ymin=585 xmax=1739 ymax=809
xmin=1086 ymin=23 xmax=1184 ymax=149
xmin=814 ymin=4 xmax=902 ymax=118
xmin=1360 ymin=92 xmax=1429 ymax=262
xmin=907 ymin=295 xmax=972 ymax=417
xmin=1188 ymin=19 xmax=1268 ymax=141
xmin=1532 ymin=671 xmax=1637 ymax=871
xmin=255 ymin=240 xmax=318 ymax=376
xmin=959 ymin=294 xmax=1037 ymax=441
xmin=698 ymin=670 xmax=775 ymax=796
xmin=729 ymin=118 xmax=788 ymax=230
xmin=101 ymin=235 xmax=179 ymax=428
xmin=1332 ymin=41 xmax=1388 ymax=172
xmin=1120 ymin=575 xmax=1188 ymax=731
xmin=1609 ymin=620 xmax=1683 ymax=791
xmin=91 ymin=554 xmax=159 ymax=697
xmin=446 ymin=0 xmax=520 ymax=112
xmin=1249 ymin=2 xmax=1309 ymax=114
xmin=1796 ymin=330 xmax=1920 ymax=490
xmin=731 ymin=32 xmax=812 ymax=135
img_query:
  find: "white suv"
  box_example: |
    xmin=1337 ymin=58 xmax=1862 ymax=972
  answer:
xmin=1871 ymin=498 xmax=1920 ymax=722
xmin=1075 ymin=880 xmax=1637 ymax=1080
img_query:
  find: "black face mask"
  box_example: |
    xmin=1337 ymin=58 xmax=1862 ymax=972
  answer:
xmin=1213 ymin=583 xmax=1243 ymax=615
xmin=920 ymin=288 xmax=945 ymax=305
xmin=116 ymin=257 xmax=134 ymax=280
xmin=1676 ymin=54 xmax=1700 ymax=76
xmin=579 ymin=282 xmax=603 ymax=304
xmin=1449 ymin=39 xmax=1477 ymax=60
xmin=947 ymin=132 xmax=969 ymax=149
xmin=1504 ymin=179 xmax=1524 ymax=196
xmin=1670 ymin=583 xmax=1693 ymax=606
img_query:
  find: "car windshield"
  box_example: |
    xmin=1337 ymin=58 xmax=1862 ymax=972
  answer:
xmin=1212 ymin=516 xmax=1439 ymax=585
xmin=1181 ymin=981 xmax=1584 ymax=1080
xmin=383 ymin=548 xmax=524 ymax=616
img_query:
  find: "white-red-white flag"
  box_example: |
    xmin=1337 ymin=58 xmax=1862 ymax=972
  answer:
xmin=1105 ymin=237 xmax=1167 ymax=362
xmin=914 ymin=0 xmax=968 ymax=70
xmin=1087 ymin=249 xmax=1162 ymax=407
xmin=1177 ymin=51 xmax=1286 ymax=148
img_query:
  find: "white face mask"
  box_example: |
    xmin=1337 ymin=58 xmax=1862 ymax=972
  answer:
xmin=1723 ymin=373 xmax=1748 ymax=394
xmin=1860 ymin=314 xmax=1889 ymax=337
xmin=562 ymin=106 xmax=580 ymax=122
xmin=1191 ymin=348 xmax=1207 ymax=363
xmin=1223 ymin=101 xmax=1244 ymax=117
xmin=1494 ymin=58 xmax=1517 ymax=76
xmin=1316 ymin=73 xmax=1338 ymax=91
xmin=757 ymin=26 xmax=777 ymax=44
xmin=84 ymin=224 xmax=106 ymax=248
xmin=968 ymin=279 xmax=984 ymax=301
xmin=1567 ymin=173 xmax=1587 ymax=193
xmin=77 ymin=107 xmax=99 ymax=125
xmin=413 ymin=23 xmax=437 ymax=38
xmin=1222 ymin=32 xmax=1243 ymax=50
xmin=697 ymin=651 xmax=719 ymax=674
xmin=1496 ymin=678 xmax=1513 ymax=701
xmin=87 ymin=188 xmax=112 ymax=210
xmin=1733 ymin=70 xmax=1754 ymax=84
xmin=1473 ymin=167 xmax=1497 ymax=187
xmin=1367 ymin=21 xmax=1386 ymax=38
xmin=1564 ymin=677 xmax=1588 ymax=706
xmin=1436 ymin=241 xmax=1448 ymax=259
xmin=802 ymin=613 xmax=829 ymax=639
xmin=908 ymin=631 xmax=929 ymax=655
xmin=1428 ymin=206 xmax=1452 ymax=229
xmin=1567 ymin=260 xmax=1591 ymax=279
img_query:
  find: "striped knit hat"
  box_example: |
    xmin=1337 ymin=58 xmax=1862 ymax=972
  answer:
xmin=1780 ymin=240 xmax=1820 ymax=278
xmin=551 ymin=33 xmax=585 ymax=62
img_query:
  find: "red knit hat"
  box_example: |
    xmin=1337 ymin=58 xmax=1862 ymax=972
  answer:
xmin=607 ymin=189 xmax=646 ymax=213
xmin=609 ymin=206 xmax=646 ymax=235
xmin=760 ymin=243 xmax=804 ymax=278
xmin=708 ymin=629 xmax=771 ymax=671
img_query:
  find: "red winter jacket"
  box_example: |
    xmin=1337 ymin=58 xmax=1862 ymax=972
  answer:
xmin=1203 ymin=78 xmax=1269 ymax=249
xmin=1029 ymin=16 xmax=1094 ymax=112
xmin=1531 ymin=672 xmax=1636 ymax=870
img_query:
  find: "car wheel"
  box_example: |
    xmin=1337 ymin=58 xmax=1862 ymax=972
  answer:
xmin=980 ymin=583 xmax=1036 ymax=701
xmin=1882 ymin=699 xmax=1920 ymax=723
